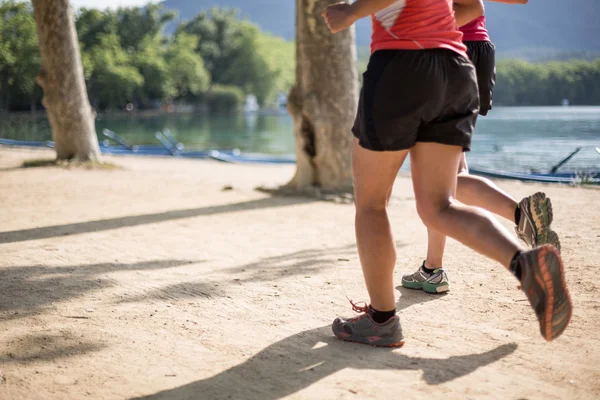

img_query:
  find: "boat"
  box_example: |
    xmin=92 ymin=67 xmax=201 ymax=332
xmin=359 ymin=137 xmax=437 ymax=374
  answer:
xmin=469 ymin=146 xmax=600 ymax=185
xmin=208 ymin=152 xmax=295 ymax=164
xmin=2 ymin=134 xmax=598 ymax=185
xmin=0 ymin=137 xmax=237 ymax=159
xmin=468 ymin=168 xmax=600 ymax=185
xmin=0 ymin=138 xmax=55 ymax=148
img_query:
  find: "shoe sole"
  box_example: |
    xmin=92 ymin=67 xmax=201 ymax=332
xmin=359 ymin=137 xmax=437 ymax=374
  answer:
xmin=401 ymin=280 xmax=450 ymax=294
xmin=529 ymin=193 xmax=562 ymax=251
xmin=523 ymin=245 xmax=573 ymax=341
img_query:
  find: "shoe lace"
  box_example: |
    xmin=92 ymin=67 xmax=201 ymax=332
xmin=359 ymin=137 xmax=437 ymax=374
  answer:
xmin=347 ymin=297 xmax=369 ymax=314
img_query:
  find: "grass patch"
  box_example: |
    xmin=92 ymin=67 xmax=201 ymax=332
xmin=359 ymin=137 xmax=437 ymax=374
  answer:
xmin=22 ymin=158 xmax=121 ymax=170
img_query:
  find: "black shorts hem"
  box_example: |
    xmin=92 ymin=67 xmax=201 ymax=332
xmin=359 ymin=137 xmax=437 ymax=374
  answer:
xmin=353 ymin=130 xmax=472 ymax=153
xmin=416 ymin=138 xmax=471 ymax=152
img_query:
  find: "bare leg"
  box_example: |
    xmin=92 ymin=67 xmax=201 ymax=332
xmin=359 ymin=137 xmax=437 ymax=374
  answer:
xmin=411 ymin=143 xmax=522 ymax=268
xmin=456 ymin=156 xmax=518 ymax=221
xmin=425 ymin=153 xmax=519 ymax=268
xmin=352 ymin=138 xmax=408 ymax=311
xmin=425 ymin=228 xmax=447 ymax=269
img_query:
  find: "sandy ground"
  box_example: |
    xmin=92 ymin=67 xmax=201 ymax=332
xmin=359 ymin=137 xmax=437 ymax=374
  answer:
xmin=0 ymin=146 xmax=599 ymax=400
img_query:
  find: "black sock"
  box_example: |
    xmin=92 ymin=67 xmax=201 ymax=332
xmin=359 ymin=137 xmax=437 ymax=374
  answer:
xmin=369 ymin=306 xmax=396 ymax=324
xmin=421 ymin=261 xmax=436 ymax=274
xmin=509 ymin=251 xmax=523 ymax=281
xmin=514 ymin=206 xmax=521 ymax=226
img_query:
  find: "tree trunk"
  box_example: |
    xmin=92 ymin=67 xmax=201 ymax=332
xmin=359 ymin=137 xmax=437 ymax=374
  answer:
xmin=31 ymin=0 xmax=100 ymax=161
xmin=286 ymin=0 xmax=359 ymax=191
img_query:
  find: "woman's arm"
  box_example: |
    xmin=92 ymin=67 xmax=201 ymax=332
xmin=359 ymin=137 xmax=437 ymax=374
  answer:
xmin=453 ymin=0 xmax=485 ymax=27
xmin=321 ymin=0 xmax=397 ymax=33
xmin=348 ymin=0 xmax=400 ymax=19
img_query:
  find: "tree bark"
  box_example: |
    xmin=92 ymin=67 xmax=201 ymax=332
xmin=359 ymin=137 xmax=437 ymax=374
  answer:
xmin=286 ymin=0 xmax=358 ymax=191
xmin=31 ymin=0 xmax=100 ymax=161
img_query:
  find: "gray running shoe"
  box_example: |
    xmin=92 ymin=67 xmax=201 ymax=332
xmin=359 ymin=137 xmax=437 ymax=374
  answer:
xmin=518 ymin=245 xmax=572 ymax=341
xmin=516 ymin=192 xmax=561 ymax=251
xmin=332 ymin=301 xmax=404 ymax=347
xmin=401 ymin=261 xmax=449 ymax=294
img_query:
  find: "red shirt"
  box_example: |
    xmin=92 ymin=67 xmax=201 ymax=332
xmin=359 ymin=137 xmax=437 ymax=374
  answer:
xmin=371 ymin=0 xmax=467 ymax=58
xmin=460 ymin=16 xmax=490 ymax=42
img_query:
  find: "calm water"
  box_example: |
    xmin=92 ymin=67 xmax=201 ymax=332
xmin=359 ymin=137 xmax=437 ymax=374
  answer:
xmin=1 ymin=107 xmax=599 ymax=172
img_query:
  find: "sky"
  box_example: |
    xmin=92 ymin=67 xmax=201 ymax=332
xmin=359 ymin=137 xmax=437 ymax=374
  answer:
xmin=70 ymin=0 xmax=157 ymax=9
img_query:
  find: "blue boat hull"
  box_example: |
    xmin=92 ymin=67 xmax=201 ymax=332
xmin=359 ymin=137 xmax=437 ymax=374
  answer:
xmin=469 ymin=168 xmax=600 ymax=185
xmin=2 ymin=137 xmax=597 ymax=184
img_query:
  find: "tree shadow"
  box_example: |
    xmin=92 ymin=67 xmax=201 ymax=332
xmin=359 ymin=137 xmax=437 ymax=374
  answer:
xmin=0 ymin=259 xmax=200 ymax=321
xmin=115 ymin=241 xmax=408 ymax=306
xmin=0 ymin=332 xmax=104 ymax=364
xmin=134 ymin=326 xmax=517 ymax=400
xmin=0 ymin=196 xmax=312 ymax=244
xmin=216 ymin=240 xmax=406 ymax=284
xmin=116 ymin=243 xmax=366 ymax=304
xmin=219 ymin=243 xmax=364 ymax=280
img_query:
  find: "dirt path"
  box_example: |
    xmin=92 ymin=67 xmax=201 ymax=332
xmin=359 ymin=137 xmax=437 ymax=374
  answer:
xmin=1 ymin=147 xmax=599 ymax=399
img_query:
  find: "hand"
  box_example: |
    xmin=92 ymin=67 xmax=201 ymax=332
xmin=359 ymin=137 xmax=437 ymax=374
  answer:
xmin=321 ymin=2 xmax=356 ymax=33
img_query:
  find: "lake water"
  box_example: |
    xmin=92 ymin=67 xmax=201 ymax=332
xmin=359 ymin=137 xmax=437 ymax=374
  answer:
xmin=1 ymin=106 xmax=599 ymax=172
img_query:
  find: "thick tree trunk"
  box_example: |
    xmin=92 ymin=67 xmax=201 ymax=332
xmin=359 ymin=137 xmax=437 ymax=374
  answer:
xmin=31 ymin=0 xmax=100 ymax=161
xmin=286 ymin=0 xmax=359 ymax=191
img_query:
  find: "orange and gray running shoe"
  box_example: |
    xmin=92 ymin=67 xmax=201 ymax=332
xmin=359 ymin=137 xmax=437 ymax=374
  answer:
xmin=332 ymin=301 xmax=404 ymax=347
xmin=518 ymin=245 xmax=572 ymax=341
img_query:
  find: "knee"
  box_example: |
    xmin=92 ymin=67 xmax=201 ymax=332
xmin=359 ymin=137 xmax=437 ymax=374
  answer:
xmin=355 ymin=191 xmax=388 ymax=214
xmin=416 ymin=198 xmax=452 ymax=229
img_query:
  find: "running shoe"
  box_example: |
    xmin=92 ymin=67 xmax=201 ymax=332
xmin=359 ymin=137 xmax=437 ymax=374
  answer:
xmin=516 ymin=192 xmax=561 ymax=251
xmin=332 ymin=301 xmax=404 ymax=347
xmin=401 ymin=261 xmax=450 ymax=294
xmin=518 ymin=245 xmax=572 ymax=341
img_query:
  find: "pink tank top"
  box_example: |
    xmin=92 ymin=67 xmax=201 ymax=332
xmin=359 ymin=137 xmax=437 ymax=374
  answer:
xmin=459 ymin=16 xmax=490 ymax=42
xmin=371 ymin=0 xmax=467 ymax=58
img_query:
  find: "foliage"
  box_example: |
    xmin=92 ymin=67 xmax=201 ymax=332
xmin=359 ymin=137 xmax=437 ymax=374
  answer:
xmin=494 ymin=59 xmax=600 ymax=106
xmin=178 ymin=8 xmax=282 ymax=105
xmin=164 ymin=33 xmax=210 ymax=99
xmin=203 ymin=84 xmax=245 ymax=113
xmin=1 ymin=2 xmax=599 ymax=112
xmin=1 ymin=3 xmax=293 ymax=111
xmin=0 ymin=1 xmax=40 ymax=109
xmin=254 ymin=33 xmax=295 ymax=104
xmin=85 ymin=32 xmax=144 ymax=109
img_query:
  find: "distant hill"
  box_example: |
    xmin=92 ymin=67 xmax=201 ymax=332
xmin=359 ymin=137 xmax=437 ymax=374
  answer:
xmin=162 ymin=0 xmax=600 ymax=54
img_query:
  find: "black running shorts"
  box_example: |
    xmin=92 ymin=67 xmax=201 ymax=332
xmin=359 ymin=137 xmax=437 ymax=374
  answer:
xmin=352 ymin=49 xmax=479 ymax=152
xmin=465 ymin=41 xmax=496 ymax=116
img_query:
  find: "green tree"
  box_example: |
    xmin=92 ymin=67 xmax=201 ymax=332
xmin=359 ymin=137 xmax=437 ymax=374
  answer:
xmin=0 ymin=1 xmax=40 ymax=111
xmin=132 ymin=35 xmax=171 ymax=104
xmin=86 ymin=33 xmax=144 ymax=109
xmin=253 ymin=33 xmax=295 ymax=105
xmin=495 ymin=59 xmax=600 ymax=106
xmin=76 ymin=8 xmax=117 ymax=51
xmin=114 ymin=4 xmax=176 ymax=52
xmin=164 ymin=33 xmax=210 ymax=99
xmin=179 ymin=8 xmax=275 ymax=105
